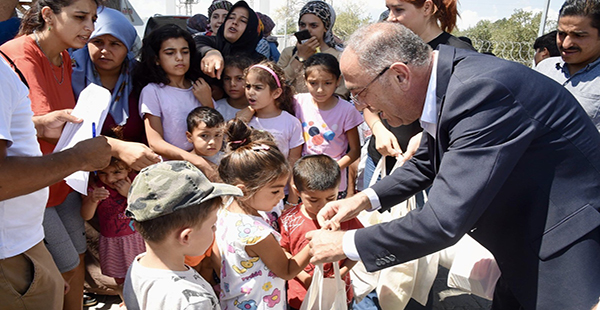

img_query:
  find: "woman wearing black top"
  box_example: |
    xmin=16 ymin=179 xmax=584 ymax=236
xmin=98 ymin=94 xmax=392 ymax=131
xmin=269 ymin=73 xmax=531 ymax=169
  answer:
xmin=194 ymin=0 xmax=264 ymax=79
xmin=361 ymin=0 xmax=476 ymax=187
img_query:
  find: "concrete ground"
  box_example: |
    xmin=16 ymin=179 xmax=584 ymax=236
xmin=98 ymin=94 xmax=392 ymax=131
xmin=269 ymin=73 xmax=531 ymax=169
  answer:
xmin=85 ymin=267 xmax=492 ymax=310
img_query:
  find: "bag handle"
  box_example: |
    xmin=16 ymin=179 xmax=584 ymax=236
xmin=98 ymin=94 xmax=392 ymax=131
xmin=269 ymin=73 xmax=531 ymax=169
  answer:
xmin=0 ymin=50 xmax=29 ymax=88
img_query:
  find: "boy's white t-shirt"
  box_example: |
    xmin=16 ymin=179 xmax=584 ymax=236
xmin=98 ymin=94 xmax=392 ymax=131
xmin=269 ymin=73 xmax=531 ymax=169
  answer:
xmin=123 ymin=253 xmax=220 ymax=310
xmin=139 ymin=83 xmax=202 ymax=151
xmin=214 ymin=98 xmax=243 ymax=121
xmin=248 ymin=111 xmax=304 ymax=158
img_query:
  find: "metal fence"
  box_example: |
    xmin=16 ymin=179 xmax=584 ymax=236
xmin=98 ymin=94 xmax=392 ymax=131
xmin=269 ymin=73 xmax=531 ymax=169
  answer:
xmin=471 ymin=39 xmax=536 ymax=68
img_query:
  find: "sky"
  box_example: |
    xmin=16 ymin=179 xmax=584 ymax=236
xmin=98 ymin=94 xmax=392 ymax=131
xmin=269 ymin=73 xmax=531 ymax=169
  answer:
xmin=126 ymin=0 xmax=565 ymax=34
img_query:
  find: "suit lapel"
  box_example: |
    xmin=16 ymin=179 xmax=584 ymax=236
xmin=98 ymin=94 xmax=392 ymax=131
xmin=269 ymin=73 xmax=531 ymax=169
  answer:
xmin=431 ymin=45 xmax=457 ymax=174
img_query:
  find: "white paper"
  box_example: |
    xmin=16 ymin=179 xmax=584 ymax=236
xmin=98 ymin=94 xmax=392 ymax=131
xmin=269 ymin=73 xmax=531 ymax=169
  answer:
xmin=54 ymin=84 xmax=111 ymax=195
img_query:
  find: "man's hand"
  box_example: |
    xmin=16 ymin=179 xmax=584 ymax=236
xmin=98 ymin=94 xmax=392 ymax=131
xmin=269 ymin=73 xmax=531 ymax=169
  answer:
xmin=33 ymin=109 xmax=82 ymax=140
xmin=71 ymin=137 xmax=112 ymax=171
xmin=306 ymin=230 xmax=347 ymax=265
xmin=107 ymin=138 xmax=160 ymax=171
xmin=317 ymin=192 xmax=372 ymax=230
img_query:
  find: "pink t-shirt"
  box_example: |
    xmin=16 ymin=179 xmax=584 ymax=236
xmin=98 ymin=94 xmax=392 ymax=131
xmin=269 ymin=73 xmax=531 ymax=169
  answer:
xmin=139 ymin=83 xmax=202 ymax=151
xmin=278 ymin=204 xmax=363 ymax=309
xmin=293 ymin=93 xmax=363 ymax=191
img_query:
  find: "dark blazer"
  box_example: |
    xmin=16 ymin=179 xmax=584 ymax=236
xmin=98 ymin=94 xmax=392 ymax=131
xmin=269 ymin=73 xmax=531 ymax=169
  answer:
xmin=356 ymin=45 xmax=600 ymax=310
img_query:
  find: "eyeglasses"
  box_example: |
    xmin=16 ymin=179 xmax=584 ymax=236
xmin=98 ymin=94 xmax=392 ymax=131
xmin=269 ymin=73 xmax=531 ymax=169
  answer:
xmin=350 ymin=66 xmax=390 ymax=106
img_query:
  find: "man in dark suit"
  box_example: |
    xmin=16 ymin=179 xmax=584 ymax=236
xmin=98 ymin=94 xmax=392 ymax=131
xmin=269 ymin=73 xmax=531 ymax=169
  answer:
xmin=306 ymin=22 xmax=600 ymax=310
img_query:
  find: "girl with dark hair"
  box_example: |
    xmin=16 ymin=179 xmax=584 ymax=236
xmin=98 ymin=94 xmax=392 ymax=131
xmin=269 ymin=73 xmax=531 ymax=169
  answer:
xmin=194 ymin=0 xmax=264 ymax=79
xmin=245 ymin=60 xmax=303 ymax=203
xmin=216 ymin=119 xmax=311 ymax=310
xmin=134 ymin=24 xmax=220 ymax=180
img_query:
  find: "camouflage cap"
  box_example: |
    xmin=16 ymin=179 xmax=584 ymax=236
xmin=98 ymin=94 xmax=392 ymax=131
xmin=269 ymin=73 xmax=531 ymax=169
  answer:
xmin=126 ymin=161 xmax=243 ymax=222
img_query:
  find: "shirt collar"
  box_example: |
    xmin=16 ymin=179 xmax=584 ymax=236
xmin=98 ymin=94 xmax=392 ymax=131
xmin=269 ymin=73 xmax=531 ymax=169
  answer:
xmin=555 ymin=55 xmax=600 ymax=77
xmin=420 ymin=51 xmax=439 ymax=138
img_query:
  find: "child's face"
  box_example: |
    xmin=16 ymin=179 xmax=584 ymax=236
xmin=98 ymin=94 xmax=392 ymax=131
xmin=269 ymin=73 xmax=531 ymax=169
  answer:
xmin=297 ymin=187 xmax=338 ymax=216
xmin=305 ymin=67 xmax=339 ymax=106
xmin=245 ymin=71 xmax=281 ymax=112
xmin=222 ymin=67 xmax=246 ymax=100
xmin=187 ymin=207 xmax=218 ymax=256
xmin=244 ymin=175 xmax=288 ymax=212
xmin=157 ymin=37 xmax=190 ymax=80
xmin=98 ymin=163 xmax=130 ymax=189
xmin=186 ymin=123 xmax=224 ymax=157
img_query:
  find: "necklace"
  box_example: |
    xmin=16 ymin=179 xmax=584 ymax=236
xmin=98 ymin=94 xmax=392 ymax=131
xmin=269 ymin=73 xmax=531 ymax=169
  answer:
xmin=33 ymin=31 xmax=64 ymax=85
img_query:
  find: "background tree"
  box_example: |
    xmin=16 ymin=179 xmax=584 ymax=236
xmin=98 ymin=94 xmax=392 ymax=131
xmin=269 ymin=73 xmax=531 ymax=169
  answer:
xmin=454 ymin=9 xmax=556 ymax=66
xmin=275 ymin=0 xmax=307 ymax=35
xmin=333 ymin=2 xmax=372 ymax=42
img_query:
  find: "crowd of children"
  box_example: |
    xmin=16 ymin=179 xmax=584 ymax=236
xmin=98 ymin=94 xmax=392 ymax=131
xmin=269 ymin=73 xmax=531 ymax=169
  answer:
xmin=0 ymin=1 xmax=371 ymax=309
xmin=118 ymin=27 xmax=367 ymax=309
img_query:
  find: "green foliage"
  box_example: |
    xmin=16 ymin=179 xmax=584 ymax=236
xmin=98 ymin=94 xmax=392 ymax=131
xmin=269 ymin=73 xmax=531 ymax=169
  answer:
xmin=454 ymin=9 xmax=556 ymax=65
xmin=333 ymin=2 xmax=372 ymax=41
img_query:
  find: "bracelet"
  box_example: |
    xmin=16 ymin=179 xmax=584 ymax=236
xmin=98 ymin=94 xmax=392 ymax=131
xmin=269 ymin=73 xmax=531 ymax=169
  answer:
xmin=370 ymin=119 xmax=382 ymax=129
xmin=294 ymin=55 xmax=305 ymax=63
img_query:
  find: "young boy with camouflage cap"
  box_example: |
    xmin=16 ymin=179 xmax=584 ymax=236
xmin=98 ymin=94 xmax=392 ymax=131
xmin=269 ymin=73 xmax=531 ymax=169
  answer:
xmin=123 ymin=161 xmax=242 ymax=310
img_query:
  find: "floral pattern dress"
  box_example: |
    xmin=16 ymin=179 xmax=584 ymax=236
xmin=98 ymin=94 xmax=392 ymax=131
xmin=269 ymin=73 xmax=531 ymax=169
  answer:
xmin=216 ymin=209 xmax=286 ymax=310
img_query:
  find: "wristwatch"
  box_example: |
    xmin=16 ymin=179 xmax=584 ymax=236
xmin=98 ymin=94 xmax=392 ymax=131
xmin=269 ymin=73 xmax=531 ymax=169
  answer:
xmin=295 ymin=55 xmax=305 ymax=63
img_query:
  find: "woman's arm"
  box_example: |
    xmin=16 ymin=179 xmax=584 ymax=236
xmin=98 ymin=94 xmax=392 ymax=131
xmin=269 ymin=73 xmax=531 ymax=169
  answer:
xmin=246 ymin=234 xmax=311 ymax=280
xmin=363 ymin=109 xmax=403 ymax=157
xmin=336 ymin=126 xmax=360 ymax=170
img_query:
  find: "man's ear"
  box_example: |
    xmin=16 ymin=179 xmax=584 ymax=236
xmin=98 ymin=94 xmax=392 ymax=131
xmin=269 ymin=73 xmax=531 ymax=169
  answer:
xmin=389 ymin=62 xmax=411 ymax=91
xmin=541 ymin=47 xmax=550 ymax=58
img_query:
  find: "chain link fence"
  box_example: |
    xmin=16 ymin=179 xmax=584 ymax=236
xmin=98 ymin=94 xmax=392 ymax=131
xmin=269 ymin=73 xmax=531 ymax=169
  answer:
xmin=471 ymin=39 xmax=536 ymax=68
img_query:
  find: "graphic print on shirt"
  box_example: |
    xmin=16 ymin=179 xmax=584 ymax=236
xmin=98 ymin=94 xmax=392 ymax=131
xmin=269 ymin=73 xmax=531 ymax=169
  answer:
xmin=302 ymin=120 xmax=338 ymax=151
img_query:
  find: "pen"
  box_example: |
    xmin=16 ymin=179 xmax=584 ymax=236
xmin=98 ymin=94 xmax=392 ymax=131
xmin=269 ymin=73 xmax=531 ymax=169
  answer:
xmin=92 ymin=122 xmax=97 ymax=176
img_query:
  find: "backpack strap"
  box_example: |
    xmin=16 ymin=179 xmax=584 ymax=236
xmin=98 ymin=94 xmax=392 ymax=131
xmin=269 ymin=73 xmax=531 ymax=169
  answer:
xmin=0 ymin=49 xmax=29 ymax=88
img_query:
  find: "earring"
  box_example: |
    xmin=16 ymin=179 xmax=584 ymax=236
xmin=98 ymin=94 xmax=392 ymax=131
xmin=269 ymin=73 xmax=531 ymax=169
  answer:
xmin=48 ymin=25 xmax=52 ymax=31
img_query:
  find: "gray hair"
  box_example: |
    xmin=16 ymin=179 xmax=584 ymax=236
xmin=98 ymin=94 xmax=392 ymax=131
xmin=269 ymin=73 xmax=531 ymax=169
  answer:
xmin=344 ymin=22 xmax=432 ymax=76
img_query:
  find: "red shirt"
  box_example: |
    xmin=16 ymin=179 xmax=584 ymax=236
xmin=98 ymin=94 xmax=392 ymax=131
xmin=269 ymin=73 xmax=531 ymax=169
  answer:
xmin=1 ymin=35 xmax=75 ymax=207
xmin=278 ymin=203 xmax=364 ymax=309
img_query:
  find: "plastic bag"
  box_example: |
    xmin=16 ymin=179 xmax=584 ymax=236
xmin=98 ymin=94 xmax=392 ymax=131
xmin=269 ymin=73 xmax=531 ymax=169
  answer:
xmin=300 ymin=263 xmax=347 ymax=310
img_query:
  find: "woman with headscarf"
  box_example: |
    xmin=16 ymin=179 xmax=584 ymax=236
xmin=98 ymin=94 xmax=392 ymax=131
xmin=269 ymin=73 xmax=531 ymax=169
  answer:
xmin=206 ymin=0 xmax=232 ymax=36
xmin=195 ymin=0 xmax=264 ymax=79
xmin=71 ymin=7 xmax=149 ymax=143
xmin=277 ymin=0 xmax=348 ymax=99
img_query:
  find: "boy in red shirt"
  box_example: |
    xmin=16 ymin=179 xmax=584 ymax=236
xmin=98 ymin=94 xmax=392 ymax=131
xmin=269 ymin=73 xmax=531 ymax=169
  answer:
xmin=278 ymin=154 xmax=364 ymax=309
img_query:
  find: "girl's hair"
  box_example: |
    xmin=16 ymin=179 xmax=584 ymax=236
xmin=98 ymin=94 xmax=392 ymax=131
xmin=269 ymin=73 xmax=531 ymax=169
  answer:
xmin=406 ymin=0 xmax=458 ymax=33
xmin=303 ymin=53 xmax=341 ymax=80
xmin=219 ymin=119 xmax=290 ymax=199
xmin=19 ymin=0 xmax=103 ymax=35
xmin=132 ymin=24 xmax=202 ymax=93
xmin=244 ymin=60 xmax=295 ymax=116
xmin=224 ymin=55 xmax=254 ymax=72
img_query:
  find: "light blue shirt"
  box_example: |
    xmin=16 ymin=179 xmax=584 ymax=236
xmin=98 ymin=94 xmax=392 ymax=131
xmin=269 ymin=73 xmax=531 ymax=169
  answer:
xmin=536 ymin=56 xmax=600 ymax=132
xmin=343 ymin=52 xmax=439 ymax=261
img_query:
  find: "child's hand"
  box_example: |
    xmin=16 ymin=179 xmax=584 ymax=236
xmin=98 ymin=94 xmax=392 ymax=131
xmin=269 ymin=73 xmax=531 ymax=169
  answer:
xmin=114 ymin=177 xmax=132 ymax=197
xmin=192 ymin=78 xmax=214 ymax=108
xmin=90 ymin=186 xmax=110 ymax=203
xmin=235 ymin=106 xmax=255 ymax=123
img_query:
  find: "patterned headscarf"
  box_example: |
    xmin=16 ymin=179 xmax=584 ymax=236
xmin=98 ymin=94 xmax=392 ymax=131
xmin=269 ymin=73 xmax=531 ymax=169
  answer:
xmin=299 ymin=0 xmax=336 ymax=48
xmin=71 ymin=7 xmax=137 ymax=126
xmin=208 ymin=0 xmax=232 ymax=18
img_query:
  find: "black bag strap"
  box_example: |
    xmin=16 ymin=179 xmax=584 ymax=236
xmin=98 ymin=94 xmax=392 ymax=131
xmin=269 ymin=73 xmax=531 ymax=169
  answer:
xmin=0 ymin=49 xmax=29 ymax=88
